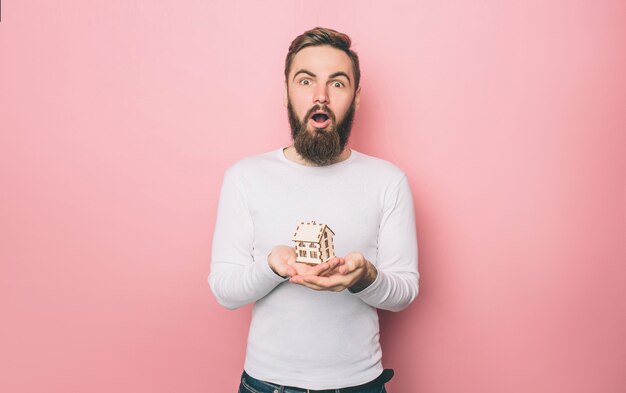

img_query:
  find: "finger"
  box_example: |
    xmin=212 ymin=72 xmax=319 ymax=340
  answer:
xmin=302 ymin=263 xmax=326 ymax=276
xmin=303 ymin=274 xmax=349 ymax=290
xmin=338 ymin=263 xmax=353 ymax=275
xmin=339 ymin=257 xmax=362 ymax=275
xmin=294 ymin=279 xmax=343 ymax=292
xmin=290 ymin=275 xmax=337 ymax=290
xmin=323 ymin=265 xmax=345 ymax=277
xmin=321 ymin=258 xmax=346 ymax=276
xmin=285 ymin=265 xmax=296 ymax=276
xmin=305 ymin=259 xmax=339 ymax=276
xmin=276 ymin=265 xmax=295 ymax=278
xmin=290 ymin=276 xmax=318 ymax=287
xmin=321 ymin=268 xmax=338 ymax=277
xmin=318 ymin=259 xmax=342 ymax=275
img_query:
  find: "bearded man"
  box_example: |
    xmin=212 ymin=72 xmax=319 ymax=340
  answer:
xmin=209 ymin=27 xmax=419 ymax=393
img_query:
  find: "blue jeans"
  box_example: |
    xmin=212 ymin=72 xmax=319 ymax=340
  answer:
xmin=238 ymin=370 xmax=390 ymax=393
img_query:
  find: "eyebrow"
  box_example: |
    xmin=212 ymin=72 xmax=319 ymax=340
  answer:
xmin=292 ymin=69 xmax=352 ymax=85
xmin=293 ymin=69 xmax=316 ymax=81
xmin=329 ymin=72 xmax=351 ymax=84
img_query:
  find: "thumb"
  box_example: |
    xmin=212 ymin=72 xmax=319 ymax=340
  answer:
xmin=285 ymin=265 xmax=296 ymax=277
xmin=274 ymin=264 xmax=295 ymax=278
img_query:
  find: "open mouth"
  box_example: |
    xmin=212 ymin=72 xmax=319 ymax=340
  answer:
xmin=309 ymin=112 xmax=331 ymax=128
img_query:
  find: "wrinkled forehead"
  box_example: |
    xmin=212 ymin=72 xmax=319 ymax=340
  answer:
xmin=289 ymin=45 xmax=355 ymax=82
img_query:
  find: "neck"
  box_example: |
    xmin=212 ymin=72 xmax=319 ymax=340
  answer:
xmin=283 ymin=146 xmax=351 ymax=167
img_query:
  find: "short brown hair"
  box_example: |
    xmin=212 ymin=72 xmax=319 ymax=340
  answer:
xmin=285 ymin=27 xmax=361 ymax=90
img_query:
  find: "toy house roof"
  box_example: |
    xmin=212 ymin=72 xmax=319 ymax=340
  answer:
xmin=292 ymin=221 xmax=335 ymax=243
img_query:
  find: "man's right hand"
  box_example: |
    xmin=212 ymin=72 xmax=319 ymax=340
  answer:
xmin=268 ymin=245 xmax=342 ymax=279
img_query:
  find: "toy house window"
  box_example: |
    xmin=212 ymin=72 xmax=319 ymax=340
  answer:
xmin=299 ymin=250 xmax=306 ymax=257
xmin=311 ymin=251 xmax=318 ymax=259
xmin=325 ymin=240 xmax=328 ymax=248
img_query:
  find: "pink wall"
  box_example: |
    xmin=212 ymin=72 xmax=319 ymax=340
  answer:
xmin=1 ymin=1 xmax=625 ymax=392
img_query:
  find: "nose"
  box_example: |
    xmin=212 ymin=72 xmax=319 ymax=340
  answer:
xmin=313 ymin=84 xmax=329 ymax=104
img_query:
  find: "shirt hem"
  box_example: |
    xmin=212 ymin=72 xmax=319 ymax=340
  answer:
xmin=243 ymin=364 xmax=385 ymax=390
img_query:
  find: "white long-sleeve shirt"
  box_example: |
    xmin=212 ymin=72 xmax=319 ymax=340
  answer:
xmin=209 ymin=148 xmax=418 ymax=390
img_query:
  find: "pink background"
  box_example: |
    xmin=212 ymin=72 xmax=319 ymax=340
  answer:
xmin=1 ymin=1 xmax=625 ymax=392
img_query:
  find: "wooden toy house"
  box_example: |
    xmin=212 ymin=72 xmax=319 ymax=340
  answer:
xmin=292 ymin=221 xmax=336 ymax=264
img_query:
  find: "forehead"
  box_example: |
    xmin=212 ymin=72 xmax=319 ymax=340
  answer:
xmin=289 ymin=45 xmax=354 ymax=80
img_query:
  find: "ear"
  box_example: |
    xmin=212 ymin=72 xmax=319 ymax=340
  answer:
xmin=354 ymin=86 xmax=362 ymax=111
xmin=283 ymin=83 xmax=289 ymax=108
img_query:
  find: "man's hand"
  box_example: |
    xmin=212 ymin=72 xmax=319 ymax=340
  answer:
xmin=289 ymin=252 xmax=378 ymax=293
xmin=268 ymin=245 xmax=342 ymax=278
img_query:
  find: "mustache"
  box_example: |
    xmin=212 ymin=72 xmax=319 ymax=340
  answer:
xmin=305 ymin=105 xmax=336 ymax=122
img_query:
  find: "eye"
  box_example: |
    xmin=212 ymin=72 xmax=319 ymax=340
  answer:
xmin=299 ymin=79 xmax=311 ymax=86
xmin=331 ymin=81 xmax=344 ymax=88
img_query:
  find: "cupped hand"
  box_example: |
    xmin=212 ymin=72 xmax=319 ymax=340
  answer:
xmin=289 ymin=252 xmax=376 ymax=292
xmin=268 ymin=246 xmax=343 ymax=278
xmin=290 ymin=256 xmax=344 ymax=278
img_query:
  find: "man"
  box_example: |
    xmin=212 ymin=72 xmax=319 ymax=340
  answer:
xmin=209 ymin=27 xmax=418 ymax=392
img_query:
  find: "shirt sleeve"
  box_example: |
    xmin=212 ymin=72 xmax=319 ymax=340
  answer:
xmin=351 ymin=175 xmax=419 ymax=311
xmin=208 ymin=168 xmax=287 ymax=310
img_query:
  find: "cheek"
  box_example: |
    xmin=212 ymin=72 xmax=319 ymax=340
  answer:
xmin=289 ymin=93 xmax=311 ymax=113
xmin=332 ymin=99 xmax=353 ymax=120
xmin=331 ymin=92 xmax=353 ymax=109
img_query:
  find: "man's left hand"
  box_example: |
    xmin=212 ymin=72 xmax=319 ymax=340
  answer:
xmin=289 ymin=252 xmax=378 ymax=293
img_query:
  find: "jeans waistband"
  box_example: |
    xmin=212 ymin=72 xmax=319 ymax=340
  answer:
xmin=241 ymin=369 xmax=394 ymax=393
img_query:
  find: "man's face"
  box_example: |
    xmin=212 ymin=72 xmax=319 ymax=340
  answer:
xmin=285 ymin=45 xmax=361 ymax=165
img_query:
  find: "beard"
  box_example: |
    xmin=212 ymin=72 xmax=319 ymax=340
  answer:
xmin=288 ymin=99 xmax=356 ymax=166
